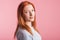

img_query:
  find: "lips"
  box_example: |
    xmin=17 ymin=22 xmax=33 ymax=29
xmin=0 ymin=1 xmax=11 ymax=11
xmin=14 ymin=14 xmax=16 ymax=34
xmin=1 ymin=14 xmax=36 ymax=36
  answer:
xmin=30 ymin=17 xmax=33 ymax=19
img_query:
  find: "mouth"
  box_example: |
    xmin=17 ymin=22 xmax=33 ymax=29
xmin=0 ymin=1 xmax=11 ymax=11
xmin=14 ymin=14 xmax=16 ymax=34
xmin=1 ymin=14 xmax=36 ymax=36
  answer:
xmin=30 ymin=17 xmax=33 ymax=19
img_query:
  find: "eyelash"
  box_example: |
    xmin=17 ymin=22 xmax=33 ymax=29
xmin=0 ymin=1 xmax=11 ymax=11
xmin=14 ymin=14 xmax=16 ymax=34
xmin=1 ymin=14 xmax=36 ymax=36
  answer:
xmin=32 ymin=10 xmax=34 ymax=11
xmin=25 ymin=12 xmax=27 ymax=13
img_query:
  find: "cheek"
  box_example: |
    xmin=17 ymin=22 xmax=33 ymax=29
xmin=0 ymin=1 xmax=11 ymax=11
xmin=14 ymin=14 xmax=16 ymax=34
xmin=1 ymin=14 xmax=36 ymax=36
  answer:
xmin=33 ymin=13 xmax=35 ymax=17
xmin=32 ymin=11 xmax=35 ymax=16
xmin=23 ymin=14 xmax=29 ymax=20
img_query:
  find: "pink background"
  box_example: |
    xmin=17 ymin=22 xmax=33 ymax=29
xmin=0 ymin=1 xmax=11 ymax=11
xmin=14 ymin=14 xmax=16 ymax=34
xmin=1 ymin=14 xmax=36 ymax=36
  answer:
xmin=0 ymin=0 xmax=60 ymax=40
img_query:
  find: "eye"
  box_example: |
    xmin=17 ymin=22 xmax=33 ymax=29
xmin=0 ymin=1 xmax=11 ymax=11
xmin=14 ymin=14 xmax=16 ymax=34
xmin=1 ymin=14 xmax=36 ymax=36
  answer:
xmin=23 ymin=10 xmax=28 ymax=13
xmin=24 ymin=11 xmax=28 ymax=13
xmin=24 ymin=11 xmax=27 ymax=13
xmin=32 ymin=9 xmax=34 ymax=12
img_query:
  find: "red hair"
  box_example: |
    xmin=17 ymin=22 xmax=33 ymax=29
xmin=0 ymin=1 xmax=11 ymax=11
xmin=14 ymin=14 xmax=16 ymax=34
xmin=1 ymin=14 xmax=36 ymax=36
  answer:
xmin=14 ymin=1 xmax=39 ymax=38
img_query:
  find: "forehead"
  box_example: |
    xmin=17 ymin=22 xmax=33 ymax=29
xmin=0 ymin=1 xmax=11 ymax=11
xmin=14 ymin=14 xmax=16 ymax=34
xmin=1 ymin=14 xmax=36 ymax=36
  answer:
xmin=23 ymin=4 xmax=34 ymax=10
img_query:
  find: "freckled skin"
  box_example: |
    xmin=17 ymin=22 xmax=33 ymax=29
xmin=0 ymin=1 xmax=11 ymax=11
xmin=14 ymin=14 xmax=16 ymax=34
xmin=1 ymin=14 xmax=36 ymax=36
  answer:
xmin=23 ymin=4 xmax=35 ymax=22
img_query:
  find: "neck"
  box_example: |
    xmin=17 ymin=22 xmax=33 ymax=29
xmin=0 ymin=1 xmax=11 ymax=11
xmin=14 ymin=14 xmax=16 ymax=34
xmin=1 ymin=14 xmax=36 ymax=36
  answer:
xmin=25 ymin=21 xmax=32 ymax=27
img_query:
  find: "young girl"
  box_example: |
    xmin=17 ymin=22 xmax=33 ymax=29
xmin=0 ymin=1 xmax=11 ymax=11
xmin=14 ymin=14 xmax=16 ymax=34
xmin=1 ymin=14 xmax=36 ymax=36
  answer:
xmin=14 ymin=1 xmax=42 ymax=40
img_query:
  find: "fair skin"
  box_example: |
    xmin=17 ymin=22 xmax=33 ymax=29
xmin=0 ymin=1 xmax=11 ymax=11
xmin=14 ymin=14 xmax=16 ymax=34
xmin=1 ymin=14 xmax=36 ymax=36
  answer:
xmin=23 ymin=4 xmax=35 ymax=27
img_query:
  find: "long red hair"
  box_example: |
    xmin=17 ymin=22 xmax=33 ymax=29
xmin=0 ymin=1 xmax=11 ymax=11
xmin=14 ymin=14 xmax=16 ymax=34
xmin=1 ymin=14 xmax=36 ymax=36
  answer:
xmin=14 ymin=1 xmax=39 ymax=38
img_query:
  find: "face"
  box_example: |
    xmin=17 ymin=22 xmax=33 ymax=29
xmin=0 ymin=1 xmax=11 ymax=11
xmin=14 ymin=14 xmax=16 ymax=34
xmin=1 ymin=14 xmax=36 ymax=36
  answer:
xmin=23 ymin=4 xmax=35 ymax=22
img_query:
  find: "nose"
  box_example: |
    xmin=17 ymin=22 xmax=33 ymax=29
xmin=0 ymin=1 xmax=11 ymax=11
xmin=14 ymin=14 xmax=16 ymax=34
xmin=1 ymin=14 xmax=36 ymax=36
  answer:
xmin=29 ymin=12 xmax=32 ymax=16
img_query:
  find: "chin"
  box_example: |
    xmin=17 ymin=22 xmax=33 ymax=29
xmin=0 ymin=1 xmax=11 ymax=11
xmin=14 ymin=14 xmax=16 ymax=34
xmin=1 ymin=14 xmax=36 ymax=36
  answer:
xmin=29 ymin=19 xmax=34 ymax=22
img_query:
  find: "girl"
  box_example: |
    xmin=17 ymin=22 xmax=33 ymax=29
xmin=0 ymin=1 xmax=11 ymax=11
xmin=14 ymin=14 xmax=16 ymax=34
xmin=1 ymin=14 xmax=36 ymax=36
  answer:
xmin=14 ymin=1 xmax=42 ymax=40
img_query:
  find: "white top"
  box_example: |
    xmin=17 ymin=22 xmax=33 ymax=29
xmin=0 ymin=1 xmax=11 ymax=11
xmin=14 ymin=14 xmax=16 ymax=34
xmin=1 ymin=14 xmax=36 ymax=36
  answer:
xmin=16 ymin=26 xmax=42 ymax=40
xmin=24 ymin=26 xmax=42 ymax=40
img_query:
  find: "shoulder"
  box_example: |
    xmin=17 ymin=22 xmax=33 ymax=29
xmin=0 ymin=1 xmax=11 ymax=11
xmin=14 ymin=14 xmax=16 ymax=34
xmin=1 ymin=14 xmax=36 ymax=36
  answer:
xmin=16 ymin=28 xmax=27 ymax=37
xmin=16 ymin=28 xmax=32 ymax=40
xmin=16 ymin=28 xmax=28 ymax=40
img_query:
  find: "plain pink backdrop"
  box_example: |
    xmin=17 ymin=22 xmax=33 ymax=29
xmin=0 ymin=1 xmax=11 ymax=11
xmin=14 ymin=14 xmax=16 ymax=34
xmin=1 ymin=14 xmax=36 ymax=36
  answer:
xmin=0 ymin=0 xmax=60 ymax=40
